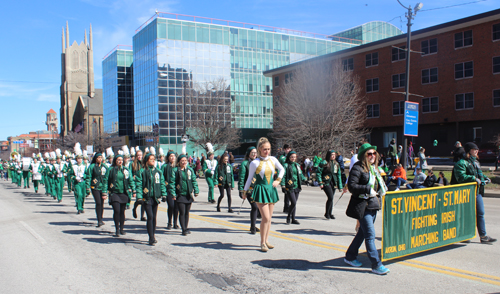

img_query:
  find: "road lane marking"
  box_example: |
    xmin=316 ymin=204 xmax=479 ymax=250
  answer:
xmin=20 ymin=221 xmax=47 ymax=245
xmin=155 ymin=205 xmax=500 ymax=287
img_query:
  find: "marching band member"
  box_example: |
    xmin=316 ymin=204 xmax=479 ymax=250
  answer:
xmin=14 ymin=156 xmax=22 ymax=187
xmin=278 ymin=144 xmax=291 ymax=213
xmin=169 ymin=154 xmax=199 ymax=236
xmin=162 ymin=151 xmax=179 ymax=230
xmin=317 ymin=150 xmax=344 ymax=220
xmin=46 ymin=152 xmax=56 ymax=198
xmin=52 ymin=149 xmax=68 ymax=203
xmin=21 ymin=155 xmax=31 ymax=189
xmin=65 ymin=151 xmax=74 ymax=193
xmin=281 ymin=151 xmax=306 ymax=224
xmin=238 ymin=147 xmax=260 ymax=234
xmin=202 ymin=143 xmax=217 ymax=203
xmin=243 ymin=137 xmax=285 ymax=252
xmin=29 ymin=154 xmax=42 ymax=194
xmin=214 ymin=153 xmax=234 ymax=213
xmin=131 ymin=147 xmax=146 ymax=221
xmin=122 ymin=146 xmax=132 ymax=210
xmin=136 ymin=152 xmax=167 ymax=245
xmin=102 ymin=154 xmax=135 ymax=237
xmin=69 ymin=144 xmax=87 ymax=214
xmin=85 ymin=152 xmax=108 ymax=227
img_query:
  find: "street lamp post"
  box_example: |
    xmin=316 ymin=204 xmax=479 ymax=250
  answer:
xmin=397 ymin=0 xmax=423 ymax=170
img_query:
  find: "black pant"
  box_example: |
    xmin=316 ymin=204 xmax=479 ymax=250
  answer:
xmin=177 ymin=202 xmax=191 ymax=231
xmin=248 ymin=199 xmax=258 ymax=229
xmin=133 ymin=199 xmax=145 ymax=218
xmin=323 ymin=185 xmax=336 ymax=217
xmin=217 ymin=185 xmax=232 ymax=210
xmin=283 ymin=192 xmax=290 ymax=211
xmin=287 ymin=188 xmax=300 ymax=221
xmin=111 ymin=202 xmax=126 ymax=230
xmin=144 ymin=200 xmax=158 ymax=241
xmin=166 ymin=193 xmax=178 ymax=226
xmin=91 ymin=189 xmax=104 ymax=224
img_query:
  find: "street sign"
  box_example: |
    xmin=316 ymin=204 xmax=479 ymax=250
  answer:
xmin=86 ymin=145 xmax=93 ymax=155
xmin=181 ymin=134 xmax=190 ymax=142
xmin=404 ymin=101 xmax=419 ymax=137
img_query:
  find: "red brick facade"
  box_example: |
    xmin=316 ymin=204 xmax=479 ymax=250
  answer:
xmin=266 ymin=9 xmax=500 ymax=156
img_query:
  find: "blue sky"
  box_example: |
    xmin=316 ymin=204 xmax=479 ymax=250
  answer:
xmin=0 ymin=0 xmax=497 ymax=141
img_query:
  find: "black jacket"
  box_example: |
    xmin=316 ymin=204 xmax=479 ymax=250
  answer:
xmin=423 ymin=174 xmax=437 ymax=187
xmin=347 ymin=161 xmax=381 ymax=210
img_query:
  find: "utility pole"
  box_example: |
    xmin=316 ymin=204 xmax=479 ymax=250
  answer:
xmin=397 ymin=0 xmax=423 ymax=169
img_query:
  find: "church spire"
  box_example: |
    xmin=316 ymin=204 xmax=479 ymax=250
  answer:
xmin=65 ymin=21 xmax=69 ymax=49
xmin=62 ymin=27 xmax=65 ymax=52
xmin=89 ymin=23 xmax=93 ymax=50
xmin=84 ymin=29 xmax=87 ymax=45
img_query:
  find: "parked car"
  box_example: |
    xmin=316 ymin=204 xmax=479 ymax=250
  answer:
xmin=478 ymin=143 xmax=498 ymax=162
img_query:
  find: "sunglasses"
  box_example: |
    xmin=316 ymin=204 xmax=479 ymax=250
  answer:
xmin=366 ymin=152 xmax=377 ymax=156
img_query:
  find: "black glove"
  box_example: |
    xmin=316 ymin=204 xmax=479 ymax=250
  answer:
xmin=239 ymin=191 xmax=244 ymax=199
xmin=282 ymin=187 xmax=287 ymax=194
xmin=161 ymin=196 xmax=167 ymax=202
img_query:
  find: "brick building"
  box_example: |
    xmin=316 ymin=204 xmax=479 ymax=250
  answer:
xmin=264 ymin=9 xmax=500 ymax=156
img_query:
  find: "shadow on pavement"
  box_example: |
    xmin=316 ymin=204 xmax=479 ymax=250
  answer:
xmin=383 ymin=243 xmax=467 ymax=265
xmin=83 ymin=236 xmax=144 ymax=245
xmin=188 ymin=227 xmax=245 ymax=234
xmin=251 ymin=257 xmax=370 ymax=273
xmin=277 ymin=228 xmax=357 ymax=237
xmin=171 ymin=241 xmax=258 ymax=251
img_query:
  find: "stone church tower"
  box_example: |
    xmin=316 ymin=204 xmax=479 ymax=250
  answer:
xmin=60 ymin=22 xmax=95 ymax=136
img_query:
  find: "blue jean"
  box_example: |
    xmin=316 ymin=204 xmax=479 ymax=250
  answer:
xmin=386 ymin=177 xmax=407 ymax=189
xmin=406 ymin=183 xmax=424 ymax=189
xmin=477 ymin=194 xmax=486 ymax=237
xmin=346 ymin=209 xmax=382 ymax=269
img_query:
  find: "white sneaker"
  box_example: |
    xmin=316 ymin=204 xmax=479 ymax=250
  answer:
xmin=395 ymin=188 xmax=400 ymax=191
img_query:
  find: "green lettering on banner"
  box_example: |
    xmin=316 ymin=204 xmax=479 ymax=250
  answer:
xmin=381 ymin=183 xmax=476 ymax=261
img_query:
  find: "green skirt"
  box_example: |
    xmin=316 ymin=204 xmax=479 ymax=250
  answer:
xmin=251 ymin=184 xmax=279 ymax=204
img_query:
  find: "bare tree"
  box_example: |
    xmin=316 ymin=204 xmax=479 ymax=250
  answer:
xmin=272 ymin=60 xmax=368 ymax=156
xmin=54 ymin=131 xmax=113 ymax=153
xmin=187 ymin=77 xmax=241 ymax=153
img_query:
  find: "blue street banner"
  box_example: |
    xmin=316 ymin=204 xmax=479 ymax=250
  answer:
xmin=381 ymin=183 xmax=477 ymax=261
xmin=404 ymin=101 xmax=419 ymax=137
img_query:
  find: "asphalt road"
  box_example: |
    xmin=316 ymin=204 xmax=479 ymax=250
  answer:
xmin=1 ymin=179 xmax=499 ymax=293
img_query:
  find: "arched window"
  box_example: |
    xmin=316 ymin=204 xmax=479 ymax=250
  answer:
xmin=80 ymin=51 xmax=87 ymax=70
xmin=72 ymin=50 xmax=79 ymax=69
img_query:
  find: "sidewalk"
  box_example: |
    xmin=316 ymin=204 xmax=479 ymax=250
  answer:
xmin=484 ymin=189 xmax=500 ymax=198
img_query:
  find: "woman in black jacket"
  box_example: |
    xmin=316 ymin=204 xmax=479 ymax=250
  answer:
xmin=169 ymin=154 xmax=199 ymax=236
xmin=136 ymin=153 xmax=167 ymax=245
xmin=162 ymin=151 xmax=178 ymax=230
xmin=344 ymin=143 xmax=390 ymax=275
xmin=436 ymin=171 xmax=449 ymax=186
xmin=85 ymin=153 xmax=108 ymax=227
xmin=102 ymin=155 xmax=136 ymax=237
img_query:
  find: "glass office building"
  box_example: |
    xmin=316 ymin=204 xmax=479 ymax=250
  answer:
xmin=331 ymin=21 xmax=403 ymax=44
xmin=102 ymin=48 xmax=135 ymax=139
xmin=131 ymin=14 xmax=402 ymax=153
